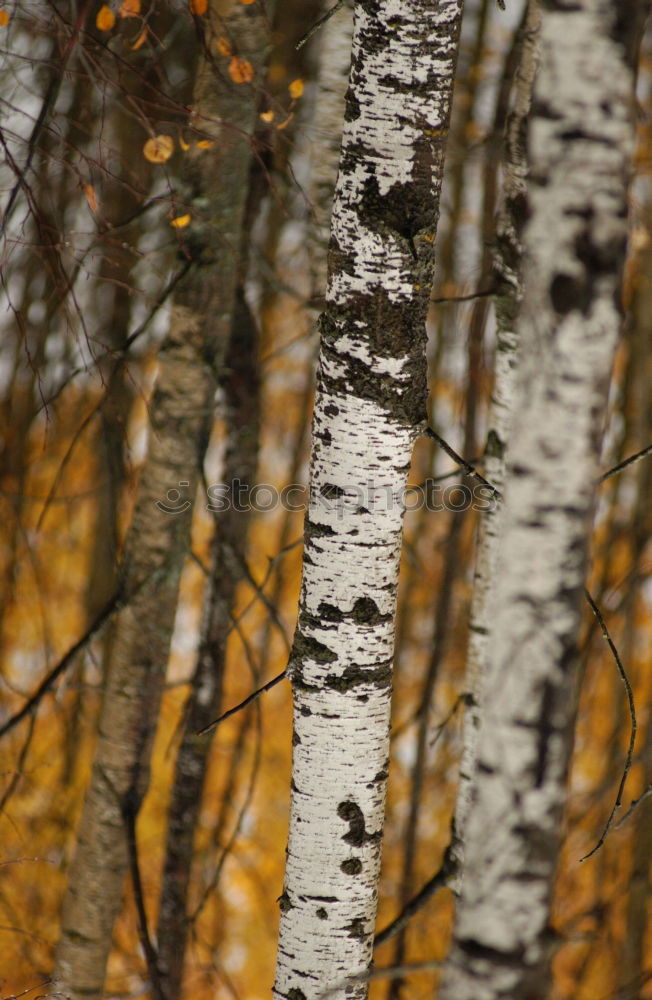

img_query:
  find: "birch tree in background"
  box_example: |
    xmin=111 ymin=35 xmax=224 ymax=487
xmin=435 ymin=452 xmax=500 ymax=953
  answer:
xmin=439 ymin=2 xmax=647 ymax=997
xmin=273 ymin=2 xmax=463 ymax=998
xmin=305 ymin=0 xmax=355 ymax=299
xmin=52 ymin=3 xmax=272 ymax=997
xmin=451 ymin=0 xmax=540 ymax=878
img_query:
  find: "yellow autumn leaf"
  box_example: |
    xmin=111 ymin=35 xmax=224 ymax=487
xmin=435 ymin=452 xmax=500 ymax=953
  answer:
xmin=216 ymin=36 xmax=232 ymax=57
xmin=84 ymin=184 xmax=98 ymax=215
xmin=240 ymin=0 xmax=256 ymax=4
xmin=228 ymin=56 xmax=254 ymax=84
xmin=95 ymin=4 xmax=115 ymax=30
xmin=276 ymin=113 xmax=293 ymax=131
xmin=196 ymin=139 xmax=214 ymax=149
xmin=171 ymin=214 xmax=191 ymax=228
xmin=0 ymin=9 xmax=10 ymax=25
xmin=259 ymin=110 xmax=274 ymax=123
xmin=189 ymin=0 xmax=207 ymax=14
xmin=131 ymin=27 xmax=147 ymax=49
xmin=179 ymin=136 xmax=190 ymax=151
xmin=143 ymin=134 xmax=174 ymax=164
xmin=288 ymin=78 xmax=304 ymax=100
xmin=118 ymin=0 xmax=140 ymax=16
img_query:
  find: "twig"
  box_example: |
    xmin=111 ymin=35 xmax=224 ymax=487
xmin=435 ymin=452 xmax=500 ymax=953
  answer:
xmin=0 ymin=0 xmax=93 ymax=238
xmin=391 ymin=690 xmax=470 ymax=744
xmin=123 ymin=794 xmax=167 ymax=1000
xmin=598 ymin=443 xmax=652 ymax=484
xmin=296 ymin=0 xmax=344 ymax=50
xmin=0 ymin=715 xmax=35 ymax=814
xmin=197 ymin=669 xmax=287 ymax=735
xmin=0 ymin=588 xmax=123 ymax=741
xmin=614 ymin=783 xmax=652 ymax=831
xmin=431 ymin=285 xmax=495 ymax=304
xmin=424 ymin=426 xmax=501 ymax=499
xmin=374 ymin=847 xmax=455 ymax=946
xmin=580 ymin=589 xmax=637 ymax=861
xmin=0 ymin=980 xmax=51 ymax=1000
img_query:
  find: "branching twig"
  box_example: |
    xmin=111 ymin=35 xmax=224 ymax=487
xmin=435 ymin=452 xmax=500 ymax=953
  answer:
xmin=1 ymin=0 xmax=93 ymax=238
xmin=580 ymin=589 xmax=637 ymax=861
xmin=614 ymin=783 xmax=652 ymax=831
xmin=424 ymin=426 xmax=501 ymax=499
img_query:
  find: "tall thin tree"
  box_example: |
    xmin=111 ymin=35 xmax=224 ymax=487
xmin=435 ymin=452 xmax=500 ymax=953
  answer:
xmin=273 ymin=2 xmax=464 ymax=998
xmin=52 ymin=2 xmax=273 ymax=997
xmin=438 ymin=2 xmax=647 ymax=997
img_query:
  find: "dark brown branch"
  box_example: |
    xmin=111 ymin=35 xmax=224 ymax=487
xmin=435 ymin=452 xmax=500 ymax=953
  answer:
xmin=580 ymin=589 xmax=637 ymax=861
xmin=374 ymin=846 xmax=456 ymax=946
xmin=431 ymin=285 xmax=496 ymax=304
xmin=197 ymin=669 xmax=287 ymax=735
xmin=296 ymin=0 xmax=344 ymax=50
xmin=0 ymin=588 xmax=123 ymax=741
xmin=598 ymin=443 xmax=652 ymax=483
xmin=424 ymin=426 xmax=501 ymax=499
xmin=123 ymin=794 xmax=167 ymax=1000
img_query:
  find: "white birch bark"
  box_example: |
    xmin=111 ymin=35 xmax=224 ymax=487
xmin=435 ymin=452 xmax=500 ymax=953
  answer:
xmin=306 ymin=0 xmax=355 ymax=298
xmin=273 ymin=3 xmax=463 ymax=999
xmin=452 ymin=0 xmax=540 ymax=881
xmin=438 ymin=2 xmax=642 ymax=997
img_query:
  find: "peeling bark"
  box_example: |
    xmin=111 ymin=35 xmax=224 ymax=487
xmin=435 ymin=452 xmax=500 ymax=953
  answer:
xmin=273 ymin=3 xmax=463 ymax=999
xmin=52 ymin=3 xmax=272 ymax=998
xmin=438 ymin=2 xmax=644 ymax=998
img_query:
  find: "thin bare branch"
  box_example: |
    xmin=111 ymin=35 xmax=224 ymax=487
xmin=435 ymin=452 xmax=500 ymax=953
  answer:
xmin=424 ymin=426 xmax=501 ymax=499
xmin=580 ymin=589 xmax=637 ymax=861
xmin=197 ymin=669 xmax=287 ymax=735
xmin=123 ymin=794 xmax=167 ymax=1000
xmin=296 ymin=0 xmax=344 ymax=50
xmin=374 ymin=846 xmax=455 ymax=947
xmin=614 ymin=783 xmax=652 ymax=831
xmin=598 ymin=443 xmax=652 ymax=484
xmin=0 ymin=588 xmax=123 ymax=741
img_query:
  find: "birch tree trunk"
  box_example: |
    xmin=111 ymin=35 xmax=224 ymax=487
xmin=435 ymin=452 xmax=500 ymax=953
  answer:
xmin=273 ymin=3 xmax=463 ymax=998
xmin=438 ymin=3 xmax=645 ymax=997
xmin=156 ymin=291 xmax=260 ymax=1000
xmin=52 ymin=4 xmax=271 ymax=998
xmin=451 ymin=0 xmax=539 ymax=879
xmin=305 ymin=0 xmax=355 ymax=300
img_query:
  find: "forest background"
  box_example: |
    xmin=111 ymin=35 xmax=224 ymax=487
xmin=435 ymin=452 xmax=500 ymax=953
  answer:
xmin=1 ymin=0 xmax=652 ymax=998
